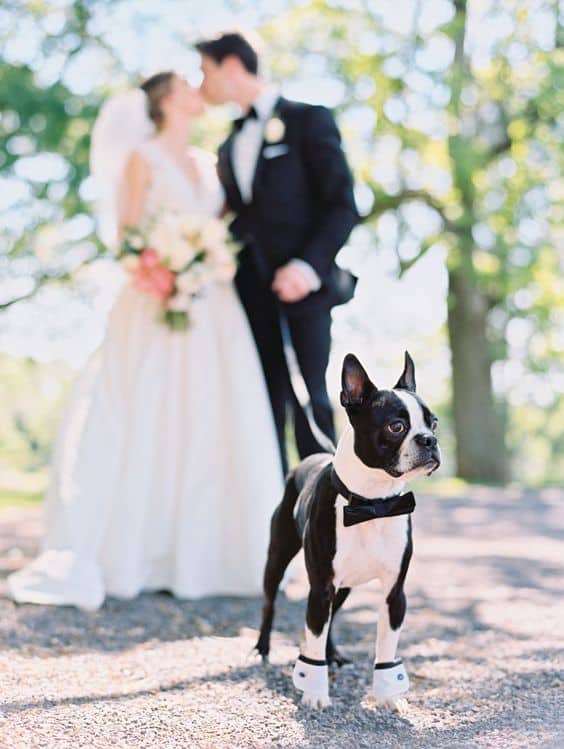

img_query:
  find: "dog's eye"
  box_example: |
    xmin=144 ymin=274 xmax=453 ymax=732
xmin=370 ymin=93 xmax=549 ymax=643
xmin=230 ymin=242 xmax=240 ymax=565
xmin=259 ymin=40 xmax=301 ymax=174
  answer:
xmin=387 ymin=421 xmax=406 ymax=435
xmin=431 ymin=418 xmax=438 ymax=431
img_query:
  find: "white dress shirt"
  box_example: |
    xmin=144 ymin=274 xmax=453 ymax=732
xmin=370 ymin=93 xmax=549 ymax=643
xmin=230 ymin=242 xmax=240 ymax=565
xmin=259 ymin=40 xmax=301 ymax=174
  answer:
xmin=232 ymin=87 xmax=278 ymax=204
xmin=231 ymin=88 xmax=321 ymax=292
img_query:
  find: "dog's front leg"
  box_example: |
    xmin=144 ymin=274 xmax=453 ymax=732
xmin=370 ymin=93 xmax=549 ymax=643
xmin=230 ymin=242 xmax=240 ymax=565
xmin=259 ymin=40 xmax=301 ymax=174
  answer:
xmin=372 ymin=578 xmax=410 ymax=703
xmin=292 ymin=587 xmax=333 ymax=708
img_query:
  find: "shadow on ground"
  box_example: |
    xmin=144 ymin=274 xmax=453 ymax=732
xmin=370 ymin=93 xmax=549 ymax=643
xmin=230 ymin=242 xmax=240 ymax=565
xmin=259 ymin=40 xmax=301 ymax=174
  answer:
xmin=0 ymin=486 xmax=563 ymax=748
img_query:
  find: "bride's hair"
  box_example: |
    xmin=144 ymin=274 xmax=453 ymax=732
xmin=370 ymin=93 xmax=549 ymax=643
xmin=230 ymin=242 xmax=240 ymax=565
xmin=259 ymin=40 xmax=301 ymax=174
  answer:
xmin=140 ymin=72 xmax=175 ymax=130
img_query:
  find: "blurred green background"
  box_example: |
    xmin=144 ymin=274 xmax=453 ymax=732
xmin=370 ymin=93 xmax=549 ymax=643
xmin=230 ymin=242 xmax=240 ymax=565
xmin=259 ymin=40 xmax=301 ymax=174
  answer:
xmin=1 ymin=0 xmax=563 ymax=505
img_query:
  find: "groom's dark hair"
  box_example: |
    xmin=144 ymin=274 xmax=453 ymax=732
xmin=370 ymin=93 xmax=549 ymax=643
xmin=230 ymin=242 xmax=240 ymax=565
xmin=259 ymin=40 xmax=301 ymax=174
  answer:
xmin=195 ymin=32 xmax=259 ymax=75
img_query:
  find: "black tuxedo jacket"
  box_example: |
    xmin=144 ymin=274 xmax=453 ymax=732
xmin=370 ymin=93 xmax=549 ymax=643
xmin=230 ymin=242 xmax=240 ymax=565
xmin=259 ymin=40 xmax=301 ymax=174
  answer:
xmin=218 ymin=96 xmax=360 ymax=316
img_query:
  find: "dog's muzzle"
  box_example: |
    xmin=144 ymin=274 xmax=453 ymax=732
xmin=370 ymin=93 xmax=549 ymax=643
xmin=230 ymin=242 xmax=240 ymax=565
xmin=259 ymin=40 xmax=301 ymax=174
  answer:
xmin=414 ymin=440 xmax=441 ymax=475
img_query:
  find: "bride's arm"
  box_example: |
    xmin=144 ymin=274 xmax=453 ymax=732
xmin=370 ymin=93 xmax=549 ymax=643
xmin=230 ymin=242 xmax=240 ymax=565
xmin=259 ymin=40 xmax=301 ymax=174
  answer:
xmin=118 ymin=151 xmax=151 ymax=236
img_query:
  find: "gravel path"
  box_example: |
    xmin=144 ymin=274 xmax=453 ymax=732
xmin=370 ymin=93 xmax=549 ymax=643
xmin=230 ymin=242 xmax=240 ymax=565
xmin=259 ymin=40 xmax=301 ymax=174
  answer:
xmin=0 ymin=485 xmax=563 ymax=748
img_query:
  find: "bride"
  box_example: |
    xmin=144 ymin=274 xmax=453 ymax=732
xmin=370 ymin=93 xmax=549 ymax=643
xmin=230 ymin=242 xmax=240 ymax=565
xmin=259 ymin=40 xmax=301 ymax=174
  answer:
xmin=8 ymin=72 xmax=284 ymax=610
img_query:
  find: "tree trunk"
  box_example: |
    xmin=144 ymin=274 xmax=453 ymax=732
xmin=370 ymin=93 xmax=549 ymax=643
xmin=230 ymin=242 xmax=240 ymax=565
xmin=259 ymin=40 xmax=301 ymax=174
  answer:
xmin=447 ymin=268 xmax=510 ymax=483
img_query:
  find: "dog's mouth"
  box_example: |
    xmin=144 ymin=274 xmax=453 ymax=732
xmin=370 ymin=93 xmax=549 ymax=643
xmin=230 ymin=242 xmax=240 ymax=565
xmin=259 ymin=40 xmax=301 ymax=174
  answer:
xmin=424 ymin=458 xmax=441 ymax=475
xmin=383 ymin=465 xmax=404 ymax=478
xmin=385 ymin=456 xmax=441 ymax=478
xmin=418 ymin=446 xmax=441 ymax=476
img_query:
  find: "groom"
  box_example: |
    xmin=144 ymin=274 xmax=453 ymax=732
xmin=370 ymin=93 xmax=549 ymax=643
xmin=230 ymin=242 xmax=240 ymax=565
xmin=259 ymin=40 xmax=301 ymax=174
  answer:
xmin=197 ymin=31 xmax=359 ymax=474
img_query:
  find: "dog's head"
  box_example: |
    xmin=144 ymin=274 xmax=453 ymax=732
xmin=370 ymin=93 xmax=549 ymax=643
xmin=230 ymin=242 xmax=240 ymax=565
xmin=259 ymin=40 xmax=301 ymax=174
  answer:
xmin=340 ymin=352 xmax=441 ymax=479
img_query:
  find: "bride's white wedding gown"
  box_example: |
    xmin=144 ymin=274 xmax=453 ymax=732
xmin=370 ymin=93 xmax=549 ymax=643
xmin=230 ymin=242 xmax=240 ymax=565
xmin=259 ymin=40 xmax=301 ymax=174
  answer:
xmin=8 ymin=141 xmax=284 ymax=610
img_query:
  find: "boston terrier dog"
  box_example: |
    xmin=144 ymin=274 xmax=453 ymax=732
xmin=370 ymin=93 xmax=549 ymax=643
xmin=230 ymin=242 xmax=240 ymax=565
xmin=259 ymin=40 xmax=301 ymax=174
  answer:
xmin=255 ymin=352 xmax=440 ymax=708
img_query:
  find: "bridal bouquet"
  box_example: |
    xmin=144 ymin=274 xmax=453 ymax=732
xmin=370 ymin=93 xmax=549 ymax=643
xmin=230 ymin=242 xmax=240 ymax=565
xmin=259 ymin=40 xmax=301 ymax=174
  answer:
xmin=118 ymin=212 xmax=240 ymax=331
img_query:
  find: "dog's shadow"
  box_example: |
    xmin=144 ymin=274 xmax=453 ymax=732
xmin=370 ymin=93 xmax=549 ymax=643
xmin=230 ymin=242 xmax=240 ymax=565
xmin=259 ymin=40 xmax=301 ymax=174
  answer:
xmin=197 ymin=652 xmax=415 ymax=732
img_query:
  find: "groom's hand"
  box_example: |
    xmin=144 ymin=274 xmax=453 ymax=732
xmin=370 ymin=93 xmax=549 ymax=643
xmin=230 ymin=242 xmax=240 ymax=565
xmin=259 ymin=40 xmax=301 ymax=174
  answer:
xmin=272 ymin=264 xmax=312 ymax=303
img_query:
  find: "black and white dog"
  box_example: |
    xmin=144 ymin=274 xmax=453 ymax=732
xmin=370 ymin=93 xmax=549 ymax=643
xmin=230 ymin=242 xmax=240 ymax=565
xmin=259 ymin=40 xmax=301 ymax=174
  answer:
xmin=255 ymin=352 xmax=440 ymax=708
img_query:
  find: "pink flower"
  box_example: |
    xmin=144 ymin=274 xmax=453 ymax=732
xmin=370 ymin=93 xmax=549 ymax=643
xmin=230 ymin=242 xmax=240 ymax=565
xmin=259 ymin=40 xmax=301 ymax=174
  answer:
xmin=132 ymin=248 xmax=175 ymax=301
xmin=140 ymin=248 xmax=159 ymax=268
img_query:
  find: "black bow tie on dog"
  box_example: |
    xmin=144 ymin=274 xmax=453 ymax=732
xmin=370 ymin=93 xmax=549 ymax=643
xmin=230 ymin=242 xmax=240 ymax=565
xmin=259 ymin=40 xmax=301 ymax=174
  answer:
xmin=331 ymin=469 xmax=416 ymax=527
xmin=233 ymin=105 xmax=259 ymax=131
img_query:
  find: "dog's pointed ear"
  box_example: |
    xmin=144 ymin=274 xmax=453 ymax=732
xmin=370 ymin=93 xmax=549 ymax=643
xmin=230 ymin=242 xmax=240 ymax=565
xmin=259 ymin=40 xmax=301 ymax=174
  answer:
xmin=341 ymin=354 xmax=377 ymax=408
xmin=394 ymin=351 xmax=416 ymax=392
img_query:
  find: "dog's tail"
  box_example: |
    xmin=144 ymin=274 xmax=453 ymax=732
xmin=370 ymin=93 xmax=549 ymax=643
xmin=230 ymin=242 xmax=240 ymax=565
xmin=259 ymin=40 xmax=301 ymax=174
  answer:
xmin=255 ymin=472 xmax=302 ymax=661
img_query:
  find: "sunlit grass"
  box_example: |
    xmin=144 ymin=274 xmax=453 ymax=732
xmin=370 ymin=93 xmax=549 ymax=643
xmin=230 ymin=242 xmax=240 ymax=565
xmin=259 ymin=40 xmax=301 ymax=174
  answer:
xmin=0 ymin=489 xmax=42 ymax=508
xmin=0 ymin=468 xmax=46 ymax=507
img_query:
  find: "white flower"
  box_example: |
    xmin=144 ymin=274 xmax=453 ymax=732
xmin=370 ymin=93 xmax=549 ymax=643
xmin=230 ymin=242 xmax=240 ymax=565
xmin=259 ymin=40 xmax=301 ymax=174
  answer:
xmin=166 ymin=293 xmax=191 ymax=312
xmin=128 ymin=234 xmax=145 ymax=250
xmin=176 ymin=267 xmax=208 ymax=296
xmin=150 ymin=220 xmax=196 ymax=271
xmin=167 ymin=239 xmax=197 ymax=271
xmin=207 ymin=242 xmax=230 ymax=265
xmin=121 ymin=255 xmax=140 ymax=273
xmin=200 ymin=219 xmax=228 ymax=250
xmin=213 ymin=257 xmax=237 ymax=282
xmin=180 ymin=215 xmax=205 ymax=239
xmin=264 ymin=116 xmax=285 ymax=143
xmin=148 ymin=220 xmax=176 ymax=254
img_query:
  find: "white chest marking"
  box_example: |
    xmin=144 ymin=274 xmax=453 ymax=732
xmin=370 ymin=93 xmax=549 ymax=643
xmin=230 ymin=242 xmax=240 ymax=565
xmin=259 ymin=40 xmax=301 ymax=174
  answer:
xmin=332 ymin=499 xmax=408 ymax=589
xmin=330 ymin=427 xmax=412 ymax=590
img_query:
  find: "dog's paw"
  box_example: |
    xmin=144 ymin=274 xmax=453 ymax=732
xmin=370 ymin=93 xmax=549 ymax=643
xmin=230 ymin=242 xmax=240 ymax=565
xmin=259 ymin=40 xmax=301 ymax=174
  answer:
xmin=378 ymin=696 xmax=409 ymax=714
xmin=372 ymin=659 xmax=410 ymax=701
xmin=301 ymin=691 xmax=332 ymax=709
xmin=247 ymin=645 xmax=269 ymax=666
xmin=364 ymin=693 xmax=409 ymax=715
xmin=389 ymin=696 xmax=409 ymax=715
xmin=292 ymin=654 xmax=330 ymax=707
xmin=253 ymin=649 xmax=269 ymax=666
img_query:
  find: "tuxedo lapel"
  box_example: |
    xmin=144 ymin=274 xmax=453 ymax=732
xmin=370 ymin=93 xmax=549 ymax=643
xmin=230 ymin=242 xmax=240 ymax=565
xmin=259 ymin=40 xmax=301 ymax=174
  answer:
xmin=250 ymin=141 xmax=267 ymax=199
xmin=251 ymin=96 xmax=287 ymax=200
xmin=218 ymin=132 xmax=243 ymax=208
xmin=223 ymin=97 xmax=289 ymax=206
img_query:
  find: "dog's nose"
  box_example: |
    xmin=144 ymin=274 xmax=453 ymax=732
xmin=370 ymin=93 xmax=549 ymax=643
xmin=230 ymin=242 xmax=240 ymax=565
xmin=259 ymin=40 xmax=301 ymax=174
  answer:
xmin=415 ymin=433 xmax=437 ymax=449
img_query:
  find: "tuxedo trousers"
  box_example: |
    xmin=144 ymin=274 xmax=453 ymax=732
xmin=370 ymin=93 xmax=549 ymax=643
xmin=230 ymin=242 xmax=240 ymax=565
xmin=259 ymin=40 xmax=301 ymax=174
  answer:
xmin=235 ymin=264 xmax=335 ymax=475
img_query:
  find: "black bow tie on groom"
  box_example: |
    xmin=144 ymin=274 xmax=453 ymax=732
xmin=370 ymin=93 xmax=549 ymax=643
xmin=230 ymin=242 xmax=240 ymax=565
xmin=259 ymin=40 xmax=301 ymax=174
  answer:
xmin=331 ymin=469 xmax=416 ymax=527
xmin=233 ymin=105 xmax=259 ymax=131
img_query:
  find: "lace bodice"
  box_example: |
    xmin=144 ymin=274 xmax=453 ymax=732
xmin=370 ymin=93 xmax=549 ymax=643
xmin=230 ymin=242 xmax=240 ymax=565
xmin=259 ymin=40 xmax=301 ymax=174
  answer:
xmin=136 ymin=140 xmax=224 ymax=222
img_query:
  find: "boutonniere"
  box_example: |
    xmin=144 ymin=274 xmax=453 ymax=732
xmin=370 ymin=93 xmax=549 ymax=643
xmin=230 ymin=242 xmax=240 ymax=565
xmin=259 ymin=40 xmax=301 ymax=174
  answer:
xmin=264 ymin=116 xmax=285 ymax=143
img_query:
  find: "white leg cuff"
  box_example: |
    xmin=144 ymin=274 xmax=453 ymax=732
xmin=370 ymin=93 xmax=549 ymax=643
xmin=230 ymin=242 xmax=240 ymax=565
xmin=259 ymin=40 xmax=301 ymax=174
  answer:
xmin=372 ymin=659 xmax=410 ymax=700
xmin=292 ymin=655 xmax=330 ymax=707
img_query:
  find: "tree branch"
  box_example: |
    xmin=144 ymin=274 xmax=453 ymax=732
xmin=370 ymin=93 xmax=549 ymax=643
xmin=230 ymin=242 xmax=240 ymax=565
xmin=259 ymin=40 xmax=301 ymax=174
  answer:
xmin=0 ymin=255 xmax=101 ymax=312
xmin=0 ymin=287 xmax=42 ymax=312
xmin=0 ymin=272 xmax=70 ymax=312
xmin=363 ymin=188 xmax=458 ymax=233
xmin=398 ymin=240 xmax=437 ymax=276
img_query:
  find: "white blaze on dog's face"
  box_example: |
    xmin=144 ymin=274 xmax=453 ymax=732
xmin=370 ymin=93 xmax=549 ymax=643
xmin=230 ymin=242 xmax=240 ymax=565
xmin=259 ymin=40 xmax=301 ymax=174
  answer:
xmin=392 ymin=389 xmax=441 ymax=478
xmin=340 ymin=352 xmax=441 ymax=478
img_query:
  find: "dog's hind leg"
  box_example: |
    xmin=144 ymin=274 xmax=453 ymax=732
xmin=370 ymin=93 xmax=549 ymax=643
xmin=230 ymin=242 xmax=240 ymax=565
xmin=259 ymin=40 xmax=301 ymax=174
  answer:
xmin=326 ymin=586 xmax=351 ymax=667
xmin=255 ymin=475 xmax=301 ymax=662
